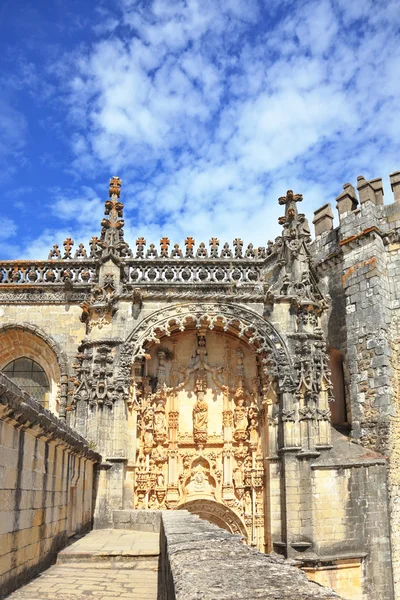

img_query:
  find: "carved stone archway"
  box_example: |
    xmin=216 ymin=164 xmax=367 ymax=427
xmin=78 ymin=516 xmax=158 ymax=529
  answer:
xmin=122 ymin=307 xmax=285 ymax=552
xmin=0 ymin=322 xmax=69 ymax=417
xmin=177 ymin=499 xmax=248 ymax=539
xmin=0 ymin=322 xmax=69 ymax=374
xmin=121 ymin=302 xmax=293 ymax=390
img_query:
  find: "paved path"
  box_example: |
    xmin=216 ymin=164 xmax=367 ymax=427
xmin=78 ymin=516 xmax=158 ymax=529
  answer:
xmin=6 ymin=530 xmax=160 ymax=600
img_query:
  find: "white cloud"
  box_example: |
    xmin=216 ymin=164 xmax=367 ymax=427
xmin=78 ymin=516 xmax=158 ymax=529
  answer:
xmin=0 ymin=218 xmax=18 ymax=241
xmin=18 ymin=0 xmax=400 ymax=257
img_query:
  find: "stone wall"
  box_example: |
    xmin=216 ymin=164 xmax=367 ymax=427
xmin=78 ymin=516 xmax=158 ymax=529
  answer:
xmin=0 ymin=372 xmax=101 ymax=599
xmin=159 ymin=509 xmax=342 ymax=600
xmin=310 ymin=431 xmax=394 ymax=600
xmin=313 ymin=176 xmax=400 ymax=598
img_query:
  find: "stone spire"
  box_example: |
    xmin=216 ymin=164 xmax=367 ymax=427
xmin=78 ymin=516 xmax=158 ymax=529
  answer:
xmin=277 ymin=190 xmax=311 ymax=278
xmin=274 ymin=190 xmax=322 ymax=304
xmin=95 ymin=176 xmax=133 ymax=261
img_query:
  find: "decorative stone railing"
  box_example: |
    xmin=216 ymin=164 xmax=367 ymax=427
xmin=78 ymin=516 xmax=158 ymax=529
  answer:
xmin=0 ymin=260 xmax=97 ymax=285
xmin=0 ymin=371 xmax=101 ymax=598
xmin=123 ymin=258 xmax=265 ymax=285
xmin=0 ymin=370 xmax=101 ymax=460
xmin=0 ymin=257 xmax=271 ymax=287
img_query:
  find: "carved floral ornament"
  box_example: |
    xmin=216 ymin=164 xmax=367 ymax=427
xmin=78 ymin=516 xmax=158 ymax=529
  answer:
xmin=80 ymin=273 xmax=119 ymax=332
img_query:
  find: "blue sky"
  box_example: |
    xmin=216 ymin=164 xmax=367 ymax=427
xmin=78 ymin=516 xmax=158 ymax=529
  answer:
xmin=1 ymin=0 xmax=400 ymax=259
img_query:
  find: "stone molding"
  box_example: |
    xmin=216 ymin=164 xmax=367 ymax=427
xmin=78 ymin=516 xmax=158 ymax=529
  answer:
xmin=120 ymin=302 xmax=293 ymax=397
xmin=0 ymin=322 xmax=69 ymax=373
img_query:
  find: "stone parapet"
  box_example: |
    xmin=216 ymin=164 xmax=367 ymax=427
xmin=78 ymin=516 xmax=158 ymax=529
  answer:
xmin=0 ymin=373 xmax=101 ymax=599
xmin=0 ymin=372 xmax=101 ymax=461
xmin=357 ymin=175 xmax=384 ymax=206
xmin=113 ymin=509 xmax=161 ymax=532
xmin=313 ymin=203 xmax=334 ymax=237
xmin=159 ymin=510 xmax=342 ymax=600
xmin=390 ymin=171 xmax=400 ymax=203
xmin=336 ymin=183 xmax=358 ymax=217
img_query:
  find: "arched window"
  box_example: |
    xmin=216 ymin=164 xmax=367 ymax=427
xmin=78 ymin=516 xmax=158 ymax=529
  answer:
xmin=3 ymin=357 xmax=50 ymax=408
xmin=328 ymin=349 xmax=348 ymax=426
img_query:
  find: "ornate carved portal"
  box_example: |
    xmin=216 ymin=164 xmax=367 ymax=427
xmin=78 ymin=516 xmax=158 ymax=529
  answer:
xmin=131 ymin=329 xmax=270 ymax=551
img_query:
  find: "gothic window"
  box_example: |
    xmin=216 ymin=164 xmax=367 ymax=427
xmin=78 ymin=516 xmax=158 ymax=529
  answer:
xmin=3 ymin=357 xmax=50 ymax=408
xmin=328 ymin=349 xmax=347 ymax=426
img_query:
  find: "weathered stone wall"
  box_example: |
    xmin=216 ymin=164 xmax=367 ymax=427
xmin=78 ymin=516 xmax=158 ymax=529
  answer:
xmin=159 ymin=509 xmax=342 ymax=600
xmin=0 ymin=372 xmax=101 ymax=599
xmin=0 ymin=306 xmax=85 ymax=365
xmin=313 ymin=179 xmax=400 ymax=598
xmin=310 ymin=434 xmax=393 ymax=599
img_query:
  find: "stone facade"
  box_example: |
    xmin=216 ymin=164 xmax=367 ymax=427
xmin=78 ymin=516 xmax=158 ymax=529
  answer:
xmin=0 ymin=175 xmax=398 ymax=599
xmin=313 ymin=171 xmax=400 ymax=598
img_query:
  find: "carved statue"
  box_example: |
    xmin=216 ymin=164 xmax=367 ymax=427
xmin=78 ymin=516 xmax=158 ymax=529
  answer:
xmin=156 ymin=350 xmax=168 ymax=388
xmin=193 ymin=390 xmax=208 ymax=444
xmin=234 ymin=392 xmax=248 ymax=431
xmin=154 ymin=409 xmax=167 ymax=436
xmin=248 ymin=406 xmax=259 ymax=451
xmin=142 ymin=407 xmax=154 ymax=455
xmin=233 ymin=459 xmax=244 ymax=488
xmin=244 ymin=490 xmax=252 ymax=514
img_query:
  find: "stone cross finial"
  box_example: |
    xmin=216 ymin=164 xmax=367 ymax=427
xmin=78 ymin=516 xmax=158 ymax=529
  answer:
xmin=185 ymin=237 xmax=195 ymax=258
xmin=209 ymin=238 xmax=219 ymax=258
xmin=136 ymin=237 xmax=146 ymax=259
xmin=278 ymin=190 xmax=303 ymax=225
xmin=100 ymin=175 xmax=129 ymax=259
xmin=63 ymin=238 xmax=74 ymax=259
xmin=89 ymin=236 xmax=99 ymax=258
xmin=160 ymin=237 xmax=170 ymax=258
xmin=278 ymin=190 xmax=303 ymax=206
xmin=109 ymin=176 xmax=122 ymax=198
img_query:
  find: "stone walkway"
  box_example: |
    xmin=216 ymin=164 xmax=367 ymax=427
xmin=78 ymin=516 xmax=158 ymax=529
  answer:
xmin=6 ymin=530 xmax=160 ymax=600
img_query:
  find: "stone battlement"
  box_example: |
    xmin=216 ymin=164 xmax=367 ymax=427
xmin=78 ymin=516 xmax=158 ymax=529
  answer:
xmin=312 ymin=169 xmax=400 ymax=240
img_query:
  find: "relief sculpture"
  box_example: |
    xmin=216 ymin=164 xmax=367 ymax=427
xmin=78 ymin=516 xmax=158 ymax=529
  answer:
xmin=131 ymin=329 xmax=266 ymax=550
